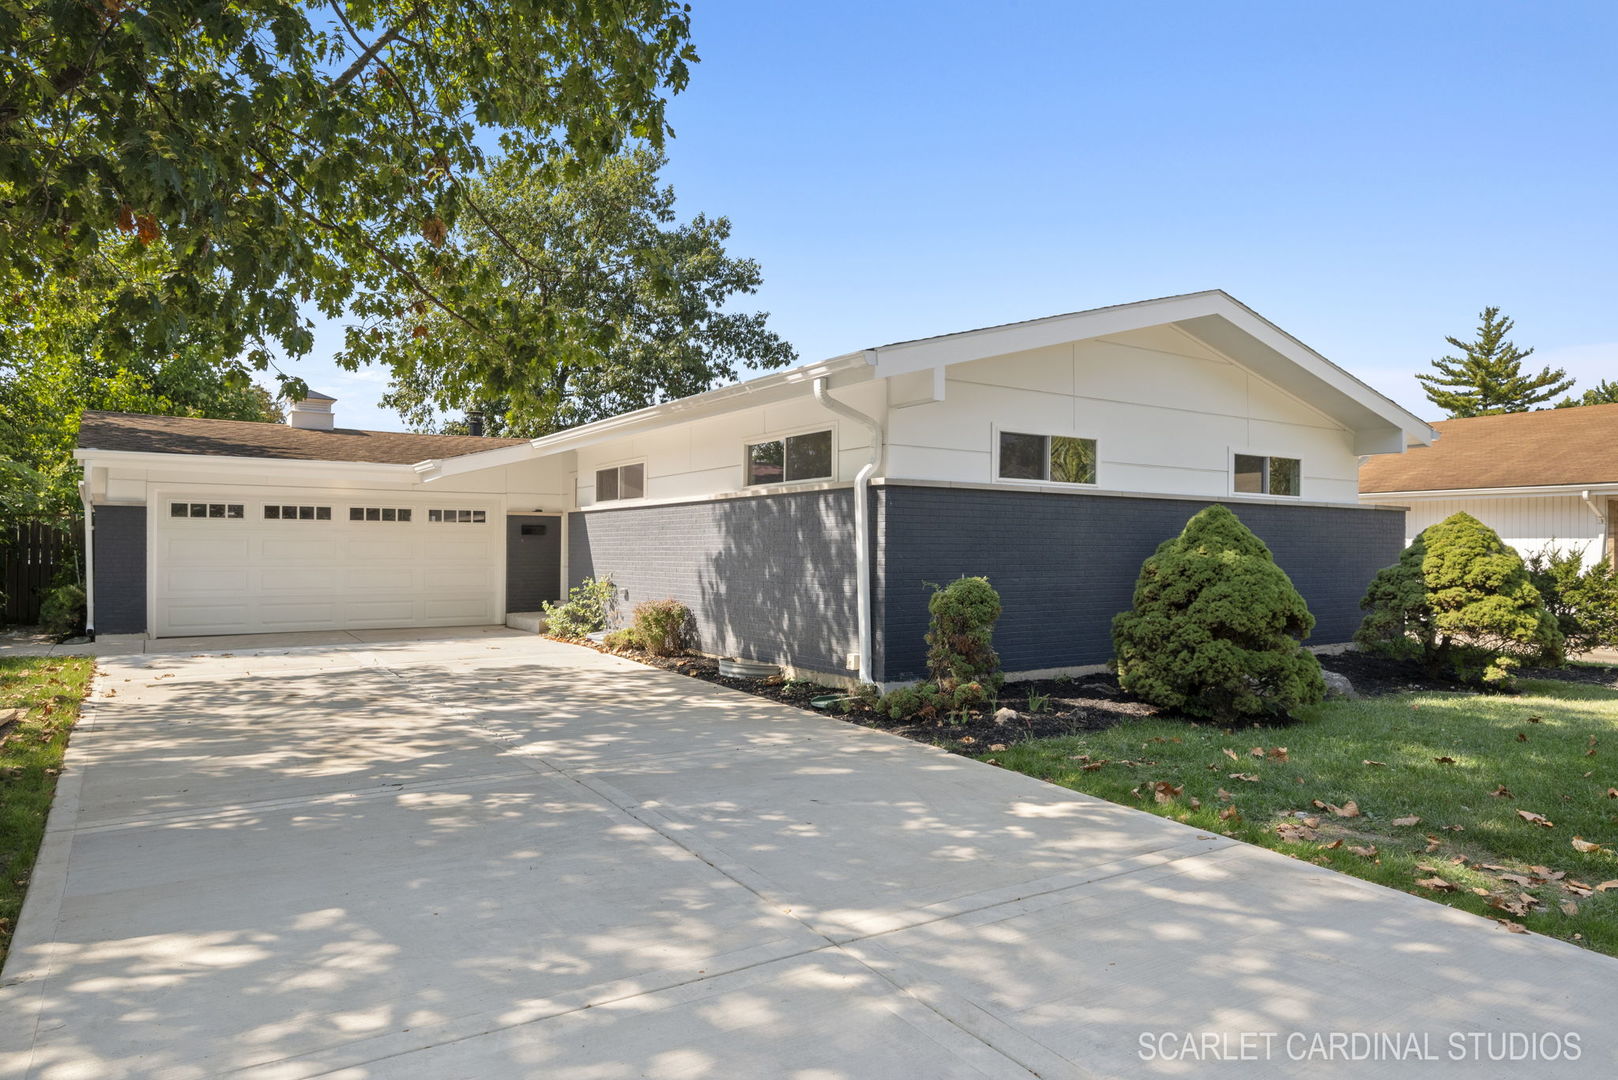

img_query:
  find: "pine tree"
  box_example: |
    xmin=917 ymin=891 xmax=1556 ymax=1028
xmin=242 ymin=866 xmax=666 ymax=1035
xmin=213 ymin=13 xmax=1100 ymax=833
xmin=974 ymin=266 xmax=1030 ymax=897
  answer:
xmin=1555 ymin=379 xmax=1618 ymax=408
xmin=1416 ymin=308 xmax=1572 ymax=417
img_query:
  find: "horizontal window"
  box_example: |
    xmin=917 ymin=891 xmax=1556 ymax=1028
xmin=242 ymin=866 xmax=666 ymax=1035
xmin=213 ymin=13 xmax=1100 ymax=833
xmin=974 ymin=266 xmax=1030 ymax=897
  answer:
xmin=170 ymin=502 xmax=244 ymax=519
xmin=595 ymin=462 xmax=645 ymax=502
xmin=427 ymin=509 xmax=487 ymax=523
xmin=264 ymin=505 xmax=332 ymax=521
xmin=1234 ymin=454 xmax=1301 ymax=497
xmin=747 ymin=430 xmax=832 ymax=486
xmin=349 ymin=507 xmax=412 ymax=522
xmin=997 ymin=431 xmax=1097 ymax=485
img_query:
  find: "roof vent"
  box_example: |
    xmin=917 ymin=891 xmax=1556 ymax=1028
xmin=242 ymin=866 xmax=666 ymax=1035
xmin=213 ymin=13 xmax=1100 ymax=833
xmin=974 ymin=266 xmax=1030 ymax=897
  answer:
xmin=288 ymin=391 xmax=336 ymax=431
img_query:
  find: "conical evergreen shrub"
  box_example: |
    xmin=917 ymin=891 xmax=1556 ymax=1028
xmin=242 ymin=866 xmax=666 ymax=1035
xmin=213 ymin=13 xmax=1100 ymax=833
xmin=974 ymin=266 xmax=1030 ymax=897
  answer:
xmin=1112 ymin=505 xmax=1324 ymax=719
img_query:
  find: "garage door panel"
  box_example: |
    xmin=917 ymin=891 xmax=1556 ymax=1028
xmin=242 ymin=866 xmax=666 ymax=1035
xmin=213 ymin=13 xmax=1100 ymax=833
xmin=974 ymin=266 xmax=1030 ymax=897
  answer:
xmin=153 ymin=495 xmax=504 ymax=637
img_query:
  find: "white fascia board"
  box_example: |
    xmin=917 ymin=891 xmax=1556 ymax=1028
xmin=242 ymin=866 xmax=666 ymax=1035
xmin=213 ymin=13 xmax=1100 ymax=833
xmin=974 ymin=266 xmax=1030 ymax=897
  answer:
xmin=72 ymin=448 xmax=420 ymax=480
xmin=867 ymin=290 xmax=1436 ymax=452
xmin=1359 ymin=483 xmax=1618 ymax=500
xmin=414 ymin=441 xmax=541 ymax=482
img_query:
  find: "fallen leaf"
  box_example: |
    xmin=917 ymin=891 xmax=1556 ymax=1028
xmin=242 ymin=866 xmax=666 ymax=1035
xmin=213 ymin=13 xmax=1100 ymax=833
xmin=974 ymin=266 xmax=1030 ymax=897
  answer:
xmin=1560 ymin=900 xmax=1579 ymax=916
xmin=1267 ymin=747 xmax=1289 ymax=762
xmin=1151 ymin=781 xmax=1184 ymax=805
xmin=1608 ymin=788 xmax=1618 ymax=799
xmin=1080 ymin=762 xmax=1106 ymax=772
xmin=1491 ymin=785 xmax=1515 ymax=798
xmin=1472 ymin=887 xmax=1492 ymax=896
xmin=1187 ymin=796 xmax=1201 ymax=810
xmin=1563 ymin=880 xmax=1593 ymax=897
xmin=1416 ymin=876 xmax=1456 ymax=892
xmin=1228 ymin=772 xmax=1260 ymax=782
xmin=1515 ymin=733 xmax=1529 ymax=742
xmin=1433 ymin=756 xmax=1456 ymax=765
xmin=959 ymin=736 xmax=977 ymax=745
xmin=1218 ymin=805 xmax=1241 ymax=823
xmin=1392 ymin=815 xmax=1422 ymax=827
xmin=1442 ymin=824 xmax=1464 ymax=832
xmin=1517 ymin=810 xmax=1555 ymax=828
xmin=1531 ymin=866 xmax=1565 ymax=880
xmin=1303 ymin=816 xmax=1320 ymax=828
xmin=1571 ymin=837 xmax=1607 ymax=854
xmin=1276 ymin=823 xmax=1318 ymax=842
xmin=1222 ymin=748 xmax=1240 ymax=762
xmin=1425 ymin=835 xmax=1442 ymax=853
xmin=1362 ymin=759 xmax=1387 ymax=767
xmin=1216 ymin=787 xmax=1235 ymax=801
xmin=1498 ymin=919 xmax=1528 ymax=934
xmin=1595 ymin=881 xmax=1618 ymax=892
xmin=1347 ymin=844 xmax=1378 ymax=858
xmin=1249 ymin=746 xmax=1265 ymax=758
xmin=1527 ymin=714 xmax=1543 ymax=724
xmin=1311 ymin=799 xmax=1327 ymax=810
xmin=1322 ymin=839 xmax=1342 ymax=849
xmin=1329 ymin=801 xmax=1361 ymax=819
xmin=1588 ymin=737 xmax=1598 ymax=757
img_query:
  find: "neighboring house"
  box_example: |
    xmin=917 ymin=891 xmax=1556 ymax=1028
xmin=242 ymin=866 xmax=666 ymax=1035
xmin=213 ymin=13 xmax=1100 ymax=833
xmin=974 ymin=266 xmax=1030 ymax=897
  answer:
xmin=76 ymin=290 xmax=1432 ymax=685
xmin=1358 ymin=404 xmax=1618 ymax=570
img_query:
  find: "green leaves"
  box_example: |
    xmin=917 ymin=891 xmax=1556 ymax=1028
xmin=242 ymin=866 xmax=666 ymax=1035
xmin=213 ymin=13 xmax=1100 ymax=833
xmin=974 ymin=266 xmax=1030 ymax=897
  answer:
xmin=1 ymin=0 xmax=696 ymax=390
xmin=1416 ymin=307 xmax=1573 ymax=418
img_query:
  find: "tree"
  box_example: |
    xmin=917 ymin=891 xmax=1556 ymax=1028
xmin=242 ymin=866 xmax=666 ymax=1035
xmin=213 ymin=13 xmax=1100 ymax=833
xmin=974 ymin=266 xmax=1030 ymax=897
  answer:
xmin=1355 ymin=512 xmax=1562 ymax=684
xmin=1556 ymin=380 xmax=1618 ymax=408
xmin=1 ymin=0 xmax=696 ymax=395
xmin=1416 ymin=307 xmax=1572 ymax=417
xmin=377 ymin=150 xmax=797 ymax=435
xmin=1111 ymin=505 xmax=1324 ymax=720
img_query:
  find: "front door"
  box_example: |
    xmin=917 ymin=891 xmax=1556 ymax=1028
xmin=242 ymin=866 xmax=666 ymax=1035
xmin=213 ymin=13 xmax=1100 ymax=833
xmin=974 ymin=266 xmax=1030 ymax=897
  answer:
xmin=506 ymin=515 xmax=562 ymax=612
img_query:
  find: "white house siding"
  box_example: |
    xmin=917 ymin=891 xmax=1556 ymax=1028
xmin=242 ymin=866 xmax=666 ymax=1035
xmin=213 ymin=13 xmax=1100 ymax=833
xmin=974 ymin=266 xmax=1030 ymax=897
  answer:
xmin=886 ymin=325 xmax=1361 ymax=504
xmin=1398 ymin=495 xmax=1610 ymax=568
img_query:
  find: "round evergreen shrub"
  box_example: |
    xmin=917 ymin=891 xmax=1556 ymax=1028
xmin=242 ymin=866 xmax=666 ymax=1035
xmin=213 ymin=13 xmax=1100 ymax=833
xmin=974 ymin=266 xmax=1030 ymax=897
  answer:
xmin=1111 ymin=504 xmax=1324 ymax=719
xmin=627 ymin=598 xmax=695 ymax=656
xmin=1356 ymin=512 xmax=1562 ymax=684
xmin=925 ymin=576 xmax=1003 ymax=690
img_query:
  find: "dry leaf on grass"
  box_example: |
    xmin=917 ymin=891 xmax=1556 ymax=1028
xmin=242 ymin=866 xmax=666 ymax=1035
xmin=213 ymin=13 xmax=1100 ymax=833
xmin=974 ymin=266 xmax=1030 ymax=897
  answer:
xmin=1425 ymin=836 xmax=1442 ymax=853
xmin=1249 ymin=747 xmax=1265 ymax=758
xmin=988 ymin=743 xmax=1007 ymax=752
xmin=1515 ymin=733 xmax=1529 ymax=743
xmin=1276 ymin=823 xmax=1318 ymax=843
xmin=1491 ymin=785 xmax=1514 ymax=798
xmin=1228 ymin=772 xmax=1260 ymax=782
xmin=1527 ymin=714 xmax=1543 ymax=724
xmin=1441 ymin=824 xmax=1465 ymax=832
xmin=1571 ymin=837 xmax=1607 ymax=854
xmin=1416 ymin=876 xmax=1456 ymax=892
xmin=1392 ymin=815 xmax=1422 ymax=827
xmin=1151 ymin=781 xmax=1183 ymax=805
xmin=1433 ymin=756 xmax=1457 ymax=765
xmin=1322 ymin=838 xmax=1342 ymax=849
xmin=1347 ymin=844 xmax=1378 ymax=858
xmin=1362 ymin=759 xmax=1387 ymax=767
xmin=1218 ymin=805 xmax=1241 ymax=823
xmin=1328 ymin=801 xmax=1361 ymax=818
xmin=1595 ymin=881 xmax=1618 ymax=892
xmin=1498 ymin=920 xmax=1528 ymax=934
xmin=1587 ymin=737 xmax=1598 ymax=757
xmin=1560 ymin=900 xmax=1579 ymax=917
xmin=1517 ymin=810 xmax=1555 ymax=828
xmin=1222 ymin=748 xmax=1240 ymax=762
xmin=1267 ymin=747 xmax=1289 ymax=762
xmin=1607 ymin=788 xmax=1618 ymax=799
xmin=1216 ymin=787 xmax=1235 ymax=801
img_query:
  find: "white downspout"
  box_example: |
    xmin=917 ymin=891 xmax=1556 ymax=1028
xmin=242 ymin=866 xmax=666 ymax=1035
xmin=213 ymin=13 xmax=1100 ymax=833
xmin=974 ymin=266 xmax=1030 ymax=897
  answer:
xmin=1582 ymin=490 xmax=1608 ymax=567
xmin=813 ymin=377 xmax=883 ymax=685
xmin=79 ymin=471 xmax=96 ymax=640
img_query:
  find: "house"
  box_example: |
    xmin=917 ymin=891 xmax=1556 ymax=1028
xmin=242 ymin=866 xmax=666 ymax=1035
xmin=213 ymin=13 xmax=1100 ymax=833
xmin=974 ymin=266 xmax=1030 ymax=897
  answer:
xmin=76 ymin=290 xmax=1432 ymax=685
xmin=1358 ymin=404 xmax=1618 ymax=569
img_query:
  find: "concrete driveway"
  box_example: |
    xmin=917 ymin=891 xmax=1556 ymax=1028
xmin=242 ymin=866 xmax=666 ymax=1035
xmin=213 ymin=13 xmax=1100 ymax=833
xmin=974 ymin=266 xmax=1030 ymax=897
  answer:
xmin=2 ymin=630 xmax=1614 ymax=1079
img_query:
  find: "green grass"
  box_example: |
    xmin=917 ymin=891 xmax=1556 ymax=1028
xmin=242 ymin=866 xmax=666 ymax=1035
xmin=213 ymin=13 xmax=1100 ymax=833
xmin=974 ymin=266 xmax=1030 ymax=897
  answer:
xmin=0 ymin=656 xmax=93 ymax=967
xmin=980 ymin=679 xmax=1618 ymax=956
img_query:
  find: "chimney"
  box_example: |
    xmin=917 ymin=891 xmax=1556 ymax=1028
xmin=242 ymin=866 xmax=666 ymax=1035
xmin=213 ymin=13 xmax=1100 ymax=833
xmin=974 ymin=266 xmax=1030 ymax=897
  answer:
xmin=288 ymin=390 xmax=336 ymax=430
xmin=466 ymin=409 xmax=485 ymax=437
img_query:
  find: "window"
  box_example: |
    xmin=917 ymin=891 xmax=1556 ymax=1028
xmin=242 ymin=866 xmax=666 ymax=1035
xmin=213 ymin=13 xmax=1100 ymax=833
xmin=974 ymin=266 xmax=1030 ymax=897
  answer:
xmin=349 ymin=507 xmax=412 ymax=522
xmin=1233 ymin=454 xmax=1301 ymax=497
xmin=264 ymin=505 xmax=332 ymax=520
xmin=427 ymin=509 xmax=487 ymax=523
xmin=997 ymin=432 xmax=1097 ymax=485
xmin=594 ymin=462 xmax=645 ymax=502
xmin=746 ymin=430 xmax=832 ymax=486
xmin=170 ymin=502 xmax=244 ymax=519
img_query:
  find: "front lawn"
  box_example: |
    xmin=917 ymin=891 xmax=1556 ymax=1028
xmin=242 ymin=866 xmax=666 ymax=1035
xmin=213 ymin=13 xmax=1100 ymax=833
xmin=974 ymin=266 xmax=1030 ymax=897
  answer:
xmin=983 ymin=679 xmax=1618 ymax=956
xmin=0 ymin=656 xmax=94 ymax=967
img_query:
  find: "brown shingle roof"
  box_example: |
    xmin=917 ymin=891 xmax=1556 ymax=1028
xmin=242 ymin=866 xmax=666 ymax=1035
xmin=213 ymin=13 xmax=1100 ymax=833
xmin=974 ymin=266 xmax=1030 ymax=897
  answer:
xmin=1359 ymin=403 xmax=1618 ymax=493
xmin=77 ymin=411 xmax=528 ymax=465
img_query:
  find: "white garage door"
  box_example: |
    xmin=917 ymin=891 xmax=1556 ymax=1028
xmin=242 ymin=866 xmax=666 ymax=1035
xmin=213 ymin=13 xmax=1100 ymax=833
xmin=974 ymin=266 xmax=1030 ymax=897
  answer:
xmin=153 ymin=493 xmax=500 ymax=637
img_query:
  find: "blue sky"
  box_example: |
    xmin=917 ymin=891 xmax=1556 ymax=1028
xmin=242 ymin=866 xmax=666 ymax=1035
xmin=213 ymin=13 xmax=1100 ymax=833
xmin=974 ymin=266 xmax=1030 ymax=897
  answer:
xmin=280 ymin=0 xmax=1618 ymax=430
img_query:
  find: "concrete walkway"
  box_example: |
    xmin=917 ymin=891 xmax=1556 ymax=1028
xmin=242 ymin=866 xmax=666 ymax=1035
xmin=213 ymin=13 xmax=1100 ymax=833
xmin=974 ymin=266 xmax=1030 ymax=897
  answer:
xmin=1 ymin=631 xmax=1613 ymax=1078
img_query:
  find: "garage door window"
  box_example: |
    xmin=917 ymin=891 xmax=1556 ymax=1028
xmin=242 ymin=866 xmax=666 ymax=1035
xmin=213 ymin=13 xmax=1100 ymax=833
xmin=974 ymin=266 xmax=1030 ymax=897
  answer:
xmin=427 ymin=509 xmax=487 ymax=523
xmin=264 ymin=505 xmax=332 ymax=520
xmin=170 ymin=502 xmax=245 ymax=519
xmin=349 ymin=507 xmax=413 ymax=522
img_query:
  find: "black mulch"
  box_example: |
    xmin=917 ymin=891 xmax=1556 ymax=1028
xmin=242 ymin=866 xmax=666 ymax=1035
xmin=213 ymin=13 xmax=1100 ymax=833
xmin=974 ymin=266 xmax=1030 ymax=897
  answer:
xmin=589 ymin=641 xmax=1618 ymax=751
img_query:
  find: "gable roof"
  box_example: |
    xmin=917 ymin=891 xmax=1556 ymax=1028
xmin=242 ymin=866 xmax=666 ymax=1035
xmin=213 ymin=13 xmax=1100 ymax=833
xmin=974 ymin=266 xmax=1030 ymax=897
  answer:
xmin=76 ymin=411 xmax=526 ymax=465
xmin=1360 ymin=403 xmax=1618 ymax=493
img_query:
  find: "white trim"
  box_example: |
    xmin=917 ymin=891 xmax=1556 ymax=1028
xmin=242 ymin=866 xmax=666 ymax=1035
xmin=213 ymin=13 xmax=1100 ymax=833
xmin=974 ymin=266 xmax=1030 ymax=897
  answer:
xmin=1228 ymin=447 xmax=1304 ymax=500
xmin=1360 ymin=483 xmax=1618 ymax=500
xmin=990 ymin=423 xmax=1100 ymax=488
xmin=75 ymin=448 xmax=419 ymax=478
xmin=591 ymin=458 xmax=649 ymax=504
xmin=742 ymin=423 xmax=839 ymax=489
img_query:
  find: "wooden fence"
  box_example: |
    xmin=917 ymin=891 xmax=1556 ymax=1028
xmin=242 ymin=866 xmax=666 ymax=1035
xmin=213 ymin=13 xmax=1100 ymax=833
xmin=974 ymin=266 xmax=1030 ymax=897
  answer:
xmin=2 ymin=523 xmax=76 ymax=625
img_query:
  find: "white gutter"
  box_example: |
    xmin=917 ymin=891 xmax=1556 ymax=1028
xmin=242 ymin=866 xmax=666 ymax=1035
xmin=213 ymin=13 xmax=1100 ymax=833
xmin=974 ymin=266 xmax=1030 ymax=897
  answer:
xmin=79 ymin=471 xmax=95 ymax=640
xmin=812 ymin=377 xmax=884 ymax=686
xmin=1361 ymin=483 xmax=1618 ymax=500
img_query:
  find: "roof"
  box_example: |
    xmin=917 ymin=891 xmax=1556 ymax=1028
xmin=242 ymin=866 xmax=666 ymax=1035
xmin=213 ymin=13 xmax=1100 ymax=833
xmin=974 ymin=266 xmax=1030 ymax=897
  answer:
xmin=1359 ymin=403 xmax=1618 ymax=493
xmin=77 ymin=411 xmax=527 ymax=465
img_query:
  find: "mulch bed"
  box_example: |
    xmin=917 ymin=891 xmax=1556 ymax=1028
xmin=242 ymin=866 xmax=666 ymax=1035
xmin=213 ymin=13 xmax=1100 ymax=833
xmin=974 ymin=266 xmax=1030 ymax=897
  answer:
xmin=579 ymin=638 xmax=1618 ymax=751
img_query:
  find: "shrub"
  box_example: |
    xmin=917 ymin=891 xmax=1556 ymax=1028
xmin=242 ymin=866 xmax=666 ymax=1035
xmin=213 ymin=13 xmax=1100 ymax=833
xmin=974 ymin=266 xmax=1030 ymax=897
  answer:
xmin=40 ymin=583 xmax=86 ymax=637
xmin=877 ymin=678 xmax=993 ymax=721
xmin=628 ymin=598 xmax=695 ymax=656
xmin=925 ymin=576 xmax=1003 ymax=690
xmin=1356 ymin=513 xmax=1562 ymax=684
xmin=1525 ymin=546 xmax=1618 ymax=655
xmin=1112 ymin=504 xmax=1324 ymax=719
xmin=542 ymin=576 xmax=617 ymax=639
xmin=601 ymin=627 xmax=641 ymax=651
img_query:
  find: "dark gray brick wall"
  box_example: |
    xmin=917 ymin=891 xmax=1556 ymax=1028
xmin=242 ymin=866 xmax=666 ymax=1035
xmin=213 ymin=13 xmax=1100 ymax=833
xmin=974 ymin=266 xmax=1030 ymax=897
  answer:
xmin=569 ymin=489 xmax=858 ymax=675
xmin=506 ymin=515 xmax=562 ymax=610
xmin=92 ymin=505 xmax=146 ymax=635
xmin=874 ymin=485 xmax=1405 ymax=682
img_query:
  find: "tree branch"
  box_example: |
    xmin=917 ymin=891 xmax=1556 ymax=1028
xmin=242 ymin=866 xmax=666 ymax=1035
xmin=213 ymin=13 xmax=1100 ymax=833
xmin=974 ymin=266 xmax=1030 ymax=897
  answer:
xmin=326 ymin=2 xmax=427 ymax=94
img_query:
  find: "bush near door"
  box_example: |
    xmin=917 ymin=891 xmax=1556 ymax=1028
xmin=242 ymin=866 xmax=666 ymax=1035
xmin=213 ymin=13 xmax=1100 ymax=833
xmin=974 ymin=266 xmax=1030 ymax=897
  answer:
xmin=1525 ymin=547 xmax=1618 ymax=655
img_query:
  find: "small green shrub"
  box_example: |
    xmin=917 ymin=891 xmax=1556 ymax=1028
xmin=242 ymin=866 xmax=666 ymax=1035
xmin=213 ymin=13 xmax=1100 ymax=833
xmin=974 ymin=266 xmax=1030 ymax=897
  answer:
xmin=877 ymin=678 xmax=993 ymax=721
xmin=601 ymin=627 xmax=641 ymax=651
xmin=40 ymin=583 xmax=86 ymax=637
xmin=542 ymin=576 xmax=617 ymax=640
xmin=925 ymin=576 xmax=1003 ymax=690
xmin=1356 ymin=513 xmax=1562 ymax=684
xmin=1112 ymin=504 xmax=1324 ymax=719
xmin=1026 ymin=690 xmax=1050 ymax=714
xmin=1525 ymin=546 xmax=1618 ymax=656
xmin=628 ymin=598 xmax=695 ymax=657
